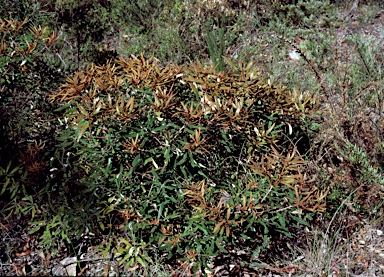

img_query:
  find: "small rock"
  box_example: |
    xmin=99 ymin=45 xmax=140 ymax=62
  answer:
xmin=288 ymin=50 xmax=301 ymax=61
xmin=52 ymin=257 xmax=77 ymax=276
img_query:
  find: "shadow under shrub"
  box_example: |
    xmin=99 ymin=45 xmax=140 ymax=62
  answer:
xmin=48 ymin=54 xmax=326 ymax=271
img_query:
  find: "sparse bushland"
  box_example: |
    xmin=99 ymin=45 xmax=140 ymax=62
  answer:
xmin=1 ymin=0 xmax=383 ymax=276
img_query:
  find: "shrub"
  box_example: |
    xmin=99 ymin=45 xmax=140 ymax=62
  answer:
xmin=0 ymin=17 xmax=63 ymax=233
xmin=48 ymin=54 xmax=326 ymax=271
xmin=0 ymin=17 xmax=61 ymax=179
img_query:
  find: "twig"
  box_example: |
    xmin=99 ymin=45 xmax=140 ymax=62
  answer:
xmin=342 ymin=0 xmax=360 ymax=22
xmin=56 ymin=53 xmax=67 ymax=68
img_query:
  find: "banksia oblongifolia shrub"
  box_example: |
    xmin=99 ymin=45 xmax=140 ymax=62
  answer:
xmin=49 ymin=53 xmax=326 ymax=270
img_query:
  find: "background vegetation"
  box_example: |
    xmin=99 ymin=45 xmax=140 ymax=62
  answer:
xmin=1 ymin=0 xmax=383 ymax=276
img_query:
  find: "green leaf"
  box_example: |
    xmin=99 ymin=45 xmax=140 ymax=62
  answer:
xmin=0 ymin=178 xmax=10 ymax=195
xmin=166 ymin=195 xmax=178 ymax=203
xmin=279 ymin=229 xmax=292 ymax=238
xmin=277 ymin=213 xmax=286 ymax=230
xmin=290 ymin=215 xmax=310 ymax=226
xmin=157 ymin=202 xmax=165 ymax=219
xmin=28 ymin=225 xmax=42 ymax=235
xmin=180 ymin=166 xmax=187 ymax=178
xmin=128 ymin=154 xmax=141 ymax=175
xmin=198 ymin=170 xmax=208 ymax=178
xmin=215 ymin=239 xmax=228 ymax=253
xmin=144 ymin=157 xmax=154 ymax=166
xmin=76 ymin=120 xmax=90 ymax=142
xmin=151 ymin=167 xmax=159 ymax=180
xmin=166 ymin=251 xmax=173 ymax=260
xmin=119 ymin=238 xmax=132 ymax=248
xmin=132 ymin=154 xmax=142 ymax=168
xmin=187 ymin=124 xmax=207 ymax=130
xmin=119 ymin=253 xmax=130 ymax=265
xmin=98 ymin=220 xmax=105 ymax=231
xmin=151 ymin=124 xmax=168 ymax=133
xmin=168 ymin=123 xmax=180 ymax=129
xmin=188 ymin=152 xmax=197 ymax=167
xmin=54 ymin=102 xmax=72 ymax=112
xmin=195 ymin=224 xmax=209 ymax=235
xmin=251 ymin=262 xmax=264 ymax=268
xmin=9 ymin=164 xmax=20 ymax=175
xmin=164 ymin=147 xmax=171 ymax=165
xmin=136 ymin=256 xmax=147 ymax=267
xmin=57 ymin=140 xmax=74 ymax=148
xmin=185 ymin=127 xmax=195 ymax=135
xmin=176 ymin=153 xmax=188 ymax=166
xmin=164 ymin=213 xmax=180 ymax=221
xmin=5 ymin=162 xmax=11 ymax=173
xmin=66 ymin=106 xmax=78 ymax=114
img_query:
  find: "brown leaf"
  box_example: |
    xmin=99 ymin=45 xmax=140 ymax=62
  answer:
xmin=103 ymin=265 xmax=110 ymax=277
xmin=213 ymin=221 xmax=225 ymax=234
xmin=15 ymin=251 xmax=31 ymax=257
